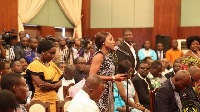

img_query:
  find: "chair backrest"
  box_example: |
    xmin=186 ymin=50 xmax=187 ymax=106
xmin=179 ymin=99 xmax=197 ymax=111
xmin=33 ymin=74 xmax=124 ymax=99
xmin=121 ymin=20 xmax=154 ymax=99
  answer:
xmin=149 ymin=88 xmax=158 ymax=112
xmin=24 ymin=100 xmax=50 ymax=112
xmin=63 ymin=83 xmax=75 ymax=98
xmin=56 ymin=97 xmax=72 ymax=112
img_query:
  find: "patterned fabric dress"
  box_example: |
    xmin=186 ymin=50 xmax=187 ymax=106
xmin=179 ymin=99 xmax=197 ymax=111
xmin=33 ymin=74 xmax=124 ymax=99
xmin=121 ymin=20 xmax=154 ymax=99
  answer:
xmin=181 ymin=55 xmax=200 ymax=100
xmin=94 ymin=51 xmax=115 ymax=112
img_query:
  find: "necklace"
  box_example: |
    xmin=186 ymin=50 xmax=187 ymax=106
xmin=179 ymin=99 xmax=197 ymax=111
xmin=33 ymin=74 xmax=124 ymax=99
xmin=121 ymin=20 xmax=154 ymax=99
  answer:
xmin=190 ymin=50 xmax=200 ymax=59
xmin=38 ymin=60 xmax=50 ymax=67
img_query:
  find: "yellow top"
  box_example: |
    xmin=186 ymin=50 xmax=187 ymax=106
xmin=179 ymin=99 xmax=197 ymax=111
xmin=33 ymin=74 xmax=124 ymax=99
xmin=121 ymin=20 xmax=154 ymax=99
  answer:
xmin=26 ymin=60 xmax=62 ymax=102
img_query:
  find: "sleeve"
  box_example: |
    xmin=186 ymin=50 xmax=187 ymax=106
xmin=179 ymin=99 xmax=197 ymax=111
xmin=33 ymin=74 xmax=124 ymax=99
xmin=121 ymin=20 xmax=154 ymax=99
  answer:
xmin=155 ymin=87 xmax=171 ymax=112
xmin=132 ymin=78 xmax=150 ymax=104
xmin=26 ymin=61 xmax=44 ymax=77
xmin=138 ymin=49 xmax=145 ymax=61
xmin=151 ymin=50 xmax=157 ymax=61
xmin=165 ymin=50 xmax=171 ymax=62
xmin=14 ymin=46 xmax=23 ymax=60
xmin=24 ymin=50 xmax=33 ymax=64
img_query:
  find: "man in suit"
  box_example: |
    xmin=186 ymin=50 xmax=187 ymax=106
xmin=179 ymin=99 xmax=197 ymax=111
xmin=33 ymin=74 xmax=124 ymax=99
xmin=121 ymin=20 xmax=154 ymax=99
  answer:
xmin=74 ymin=57 xmax=86 ymax=83
xmin=165 ymin=62 xmax=181 ymax=79
xmin=116 ymin=29 xmax=139 ymax=72
xmin=132 ymin=62 xmax=154 ymax=109
xmin=156 ymin=42 xmax=165 ymax=60
xmin=155 ymin=70 xmax=191 ymax=112
xmin=14 ymin=37 xmax=29 ymax=60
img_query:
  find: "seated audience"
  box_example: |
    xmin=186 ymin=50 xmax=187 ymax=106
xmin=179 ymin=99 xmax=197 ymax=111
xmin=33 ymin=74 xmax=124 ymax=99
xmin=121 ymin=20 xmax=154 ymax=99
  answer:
xmin=1 ymin=73 xmax=28 ymax=112
xmin=0 ymin=60 xmax=10 ymax=89
xmin=115 ymin=60 xmax=148 ymax=112
xmin=165 ymin=62 xmax=181 ymax=79
xmin=147 ymin=60 xmax=163 ymax=89
xmin=24 ymin=37 xmax=39 ymax=64
xmin=132 ymin=62 xmax=154 ymax=109
xmin=54 ymin=40 xmax=59 ymax=48
xmin=180 ymin=66 xmax=200 ymax=103
xmin=74 ymin=57 xmax=86 ymax=83
xmin=19 ymin=58 xmax=28 ymax=73
xmin=67 ymin=74 xmax=105 ymax=112
xmin=35 ymin=35 xmax=43 ymax=42
xmin=57 ymin=64 xmax=75 ymax=100
xmin=13 ymin=31 xmax=26 ymax=47
xmin=73 ymin=38 xmax=83 ymax=60
xmin=155 ymin=70 xmax=191 ymax=112
xmin=57 ymin=62 xmax=66 ymax=73
xmin=0 ymin=90 xmax=16 ymax=112
xmin=69 ymin=65 xmax=90 ymax=98
xmin=166 ymin=39 xmax=184 ymax=63
xmin=138 ymin=40 xmax=157 ymax=61
xmin=10 ymin=61 xmax=23 ymax=74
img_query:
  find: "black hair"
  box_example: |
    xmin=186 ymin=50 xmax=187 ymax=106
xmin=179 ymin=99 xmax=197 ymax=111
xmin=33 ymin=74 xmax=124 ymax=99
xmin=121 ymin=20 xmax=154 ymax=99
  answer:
xmin=150 ymin=60 xmax=163 ymax=68
xmin=118 ymin=60 xmax=132 ymax=74
xmin=74 ymin=56 xmax=85 ymax=64
xmin=1 ymin=72 xmax=22 ymax=90
xmin=0 ymin=90 xmax=16 ymax=111
xmin=10 ymin=61 xmax=18 ymax=68
xmin=28 ymin=37 xmax=37 ymax=42
xmin=94 ymin=32 xmax=109 ymax=49
xmin=56 ymin=62 xmax=66 ymax=67
xmin=138 ymin=61 xmax=150 ymax=68
xmin=186 ymin=36 xmax=200 ymax=49
xmin=123 ymin=29 xmax=132 ymax=36
xmin=37 ymin=40 xmax=54 ymax=54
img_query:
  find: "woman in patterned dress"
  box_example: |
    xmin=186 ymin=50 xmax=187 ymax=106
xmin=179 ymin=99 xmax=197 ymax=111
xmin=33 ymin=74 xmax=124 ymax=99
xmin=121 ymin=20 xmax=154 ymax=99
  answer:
xmin=181 ymin=35 xmax=200 ymax=100
xmin=89 ymin=32 xmax=126 ymax=112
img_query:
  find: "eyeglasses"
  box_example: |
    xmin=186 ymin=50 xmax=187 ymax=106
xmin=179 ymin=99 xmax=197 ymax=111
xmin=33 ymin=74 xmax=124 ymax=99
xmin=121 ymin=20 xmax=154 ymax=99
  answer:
xmin=140 ymin=67 xmax=150 ymax=70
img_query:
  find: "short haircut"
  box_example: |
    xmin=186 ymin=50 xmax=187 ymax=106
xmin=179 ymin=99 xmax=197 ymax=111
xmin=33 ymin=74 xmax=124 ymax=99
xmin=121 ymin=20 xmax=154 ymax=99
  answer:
xmin=0 ymin=90 xmax=16 ymax=111
xmin=94 ymin=32 xmax=109 ymax=49
xmin=57 ymin=62 xmax=66 ymax=67
xmin=123 ymin=29 xmax=132 ymax=36
xmin=138 ymin=61 xmax=150 ymax=68
xmin=151 ymin=60 xmax=163 ymax=68
xmin=28 ymin=37 xmax=37 ymax=42
xmin=1 ymin=73 xmax=22 ymax=90
xmin=74 ymin=56 xmax=85 ymax=64
xmin=85 ymin=74 xmax=104 ymax=89
xmin=37 ymin=40 xmax=54 ymax=54
xmin=118 ymin=60 xmax=132 ymax=74
xmin=10 ymin=61 xmax=18 ymax=68
xmin=186 ymin=36 xmax=200 ymax=49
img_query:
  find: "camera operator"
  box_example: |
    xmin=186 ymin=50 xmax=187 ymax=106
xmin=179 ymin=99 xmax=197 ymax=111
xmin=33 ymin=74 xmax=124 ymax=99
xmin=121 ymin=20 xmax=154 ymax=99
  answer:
xmin=54 ymin=36 xmax=69 ymax=63
xmin=0 ymin=34 xmax=6 ymax=59
xmin=65 ymin=37 xmax=75 ymax=65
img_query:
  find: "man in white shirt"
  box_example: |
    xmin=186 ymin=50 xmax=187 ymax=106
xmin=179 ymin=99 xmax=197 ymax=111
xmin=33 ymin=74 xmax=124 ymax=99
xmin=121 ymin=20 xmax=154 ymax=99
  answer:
xmin=67 ymin=74 xmax=105 ymax=112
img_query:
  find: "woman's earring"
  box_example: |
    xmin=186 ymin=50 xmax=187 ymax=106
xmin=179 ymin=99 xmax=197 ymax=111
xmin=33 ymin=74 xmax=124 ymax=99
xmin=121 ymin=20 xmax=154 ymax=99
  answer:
xmin=103 ymin=43 xmax=105 ymax=45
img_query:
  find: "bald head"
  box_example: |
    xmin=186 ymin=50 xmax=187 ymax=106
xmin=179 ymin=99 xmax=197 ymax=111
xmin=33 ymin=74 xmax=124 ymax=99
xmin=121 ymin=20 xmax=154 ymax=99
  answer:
xmin=188 ymin=66 xmax=200 ymax=81
xmin=172 ymin=70 xmax=191 ymax=91
xmin=85 ymin=74 xmax=104 ymax=89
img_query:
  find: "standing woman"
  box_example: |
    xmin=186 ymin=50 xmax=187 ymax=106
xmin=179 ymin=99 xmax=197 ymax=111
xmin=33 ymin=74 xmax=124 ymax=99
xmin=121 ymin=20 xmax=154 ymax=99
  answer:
xmin=181 ymin=35 xmax=200 ymax=100
xmin=26 ymin=40 xmax=62 ymax=112
xmin=89 ymin=32 xmax=126 ymax=112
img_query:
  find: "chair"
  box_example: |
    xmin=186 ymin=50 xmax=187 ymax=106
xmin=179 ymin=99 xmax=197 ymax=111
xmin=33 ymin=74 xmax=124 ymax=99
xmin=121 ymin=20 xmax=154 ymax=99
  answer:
xmin=56 ymin=97 xmax=72 ymax=112
xmin=149 ymin=88 xmax=158 ymax=112
xmin=63 ymin=83 xmax=75 ymax=98
xmin=24 ymin=100 xmax=50 ymax=112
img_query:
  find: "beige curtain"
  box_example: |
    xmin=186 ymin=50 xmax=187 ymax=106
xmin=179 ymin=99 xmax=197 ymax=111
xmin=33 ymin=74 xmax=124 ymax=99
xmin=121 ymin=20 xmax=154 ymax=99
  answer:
xmin=18 ymin=0 xmax=46 ymax=32
xmin=57 ymin=0 xmax=82 ymax=38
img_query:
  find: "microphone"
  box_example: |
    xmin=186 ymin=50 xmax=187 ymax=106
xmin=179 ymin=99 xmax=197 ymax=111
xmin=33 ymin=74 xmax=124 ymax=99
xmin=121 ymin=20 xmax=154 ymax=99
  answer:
xmin=114 ymin=46 xmax=130 ymax=57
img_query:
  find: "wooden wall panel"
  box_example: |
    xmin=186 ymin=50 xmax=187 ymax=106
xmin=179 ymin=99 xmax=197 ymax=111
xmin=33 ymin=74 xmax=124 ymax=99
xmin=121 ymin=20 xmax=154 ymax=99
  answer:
xmin=82 ymin=0 xmax=90 ymax=38
xmin=153 ymin=0 xmax=181 ymax=49
xmin=40 ymin=26 xmax=55 ymax=38
xmin=0 ymin=0 xmax=18 ymax=33
xmin=179 ymin=27 xmax=200 ymax=39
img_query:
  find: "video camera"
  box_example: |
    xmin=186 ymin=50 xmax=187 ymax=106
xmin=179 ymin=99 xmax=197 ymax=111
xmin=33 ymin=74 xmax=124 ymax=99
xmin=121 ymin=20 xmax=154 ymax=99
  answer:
xmin=1 ymin=28 xmax=18 ymax=45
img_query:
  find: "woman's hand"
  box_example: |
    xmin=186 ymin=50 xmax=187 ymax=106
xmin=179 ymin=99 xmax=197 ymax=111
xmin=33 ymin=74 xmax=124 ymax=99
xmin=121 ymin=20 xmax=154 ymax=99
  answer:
xmin=115 ymin=74 xmax=127 ymax=81
xmin=135 ymin=105 xmax=145 ymax=111
xmin=39 ymin=82 xmax=54 ymax=91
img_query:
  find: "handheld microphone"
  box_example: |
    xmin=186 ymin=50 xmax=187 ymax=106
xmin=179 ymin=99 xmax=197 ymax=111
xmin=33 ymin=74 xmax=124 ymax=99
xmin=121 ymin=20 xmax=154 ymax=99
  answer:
xmin=114 ymin=46 xmax=130 ymax=57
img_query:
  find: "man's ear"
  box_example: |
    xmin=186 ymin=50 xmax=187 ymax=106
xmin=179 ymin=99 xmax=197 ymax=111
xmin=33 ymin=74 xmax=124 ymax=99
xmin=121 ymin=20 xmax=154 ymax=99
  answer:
xmin=12 ymin=85 xmax=17 ymax=93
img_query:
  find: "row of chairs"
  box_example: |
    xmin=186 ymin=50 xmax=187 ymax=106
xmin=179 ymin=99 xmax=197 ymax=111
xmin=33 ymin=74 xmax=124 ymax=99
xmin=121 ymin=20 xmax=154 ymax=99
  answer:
xmin=24 ymin=97 xmax=72 ymax=112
